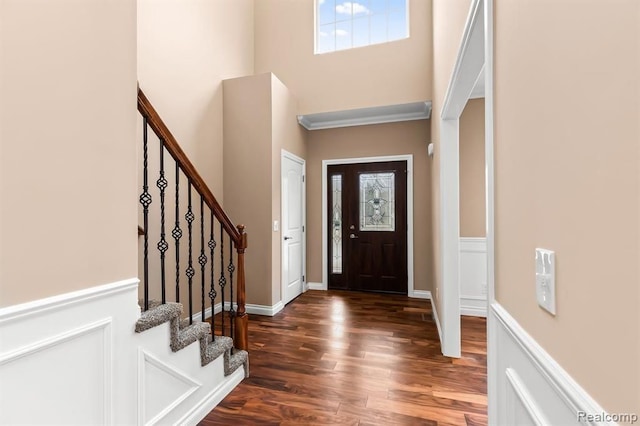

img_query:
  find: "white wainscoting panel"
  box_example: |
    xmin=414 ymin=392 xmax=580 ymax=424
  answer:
xmin=0 ymin=278 xmax=244 ymax=426
xmin=491 ymin=303 xmax=612 ymax=425
xmin=460 ymin=237 xmax=487 ymax=317
xmin=0 ymin=278 xmax=140 ymax=425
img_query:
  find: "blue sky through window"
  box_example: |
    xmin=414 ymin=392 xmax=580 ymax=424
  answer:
xmin=316 ymin=0 xmax=408 ymax=54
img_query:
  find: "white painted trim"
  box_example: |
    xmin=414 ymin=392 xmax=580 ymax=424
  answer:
xmin=460 ymin=302 xmax=487 ymax=318
xmin=505 ymin=368 xmax=548 ymax=426
xmin=307 ymin=282 xmax=326 ymax=291
xmin=0 ymin=317 xmax=112 ymax=365
xmin=321 ymin=155 xmax=414 ymax=297
xmin=138 ymin=349 xmax=201 ymax=426
xmin=246 ymin=301 xmax=284 ymax=317
xmin=409 ymin=290 xmax=432 ymax=300
xmin=281 ymin=150 xmax=306 ymax=308
xmin=491 ymin=303 xmax=610 ymax=424
xmin=429 ymin=295 xmax=443 ymax=344
xmin=485 ymin=0 xmax=497 ymax=422
xmin=0 ymin=277 xmax=139 ymax=324
xmin=459 ymin=237 xmax=487 ymax=317
xmin=439 ymin=119 xmax=461 ymax=357
xmin=439 ymin=0 xmax=485 ymax=359
xmin=175 ymin=367 xmax=245 ymax=426
xmin=191 ymin=307 xmax=214 ymax=323
xmin=460 ymin=237 xmax=487 ymax=252
xmin=441 ymin=0 xmax=485 ymax=120
xmin=196 ymin=301 xmax=284 ymax=319
xmin=297 ymin=102 xmax=432 ymax=130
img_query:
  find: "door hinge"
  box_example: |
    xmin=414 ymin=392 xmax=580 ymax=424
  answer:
xmin=302 ymin=274 xmax=305 ymax=282
xmin=302 ymin=225 xmax=305 ymax=232
xmin=302 ymin=175 xmax=305 ymax=182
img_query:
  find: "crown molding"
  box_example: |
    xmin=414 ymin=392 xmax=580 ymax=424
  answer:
xmin=297 ymin=101 xmax=432 ymax=131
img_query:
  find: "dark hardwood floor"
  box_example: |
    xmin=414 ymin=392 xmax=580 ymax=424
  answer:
xmin=200 ymin=290 xmax=487 ymax=425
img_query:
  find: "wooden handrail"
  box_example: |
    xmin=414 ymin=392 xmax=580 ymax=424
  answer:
xmin=137 ymin=88 xmax=241 ymax=244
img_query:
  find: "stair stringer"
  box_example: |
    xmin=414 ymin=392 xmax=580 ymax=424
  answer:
xmin=134 ymin=303 xmax=248 ymax=426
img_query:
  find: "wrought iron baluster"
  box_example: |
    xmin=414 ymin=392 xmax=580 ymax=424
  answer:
xmin=199 ymin=196 xmax=208 ymax=323
xmin=172 ymin=164 xmax=182 ymax=302
xmin=156 ymin=141 xmax=168 ymax=304
xmin=228 ymin=240 xmax=235 ymax=341
xmin=219 ymin=225 xmax=226 ymax=336
xmin=185 ymin=182 xmax=195 ymax=324
xmin=208 ymin=211 xmax=217 ymax=340
xmin=139 ymin=117 xmax=152 ymax=311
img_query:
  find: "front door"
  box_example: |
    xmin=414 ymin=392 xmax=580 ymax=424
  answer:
xmin=282 ymin=151 xmax=305 ymax=305
xmin=327 ymin=161 xmax=407 ymax=294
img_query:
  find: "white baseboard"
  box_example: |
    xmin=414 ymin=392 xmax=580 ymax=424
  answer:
xmin=246 ymin=301 xmax=284 ymax=316
xmin=460 ymin=295 xmax=487 ymax=317
xmin=490 ymin=302 xmax=613 ymax=425
xmin=192 ymin=300 xmax=285 ymax=320
xmin=176 ymin=367 xmax=245 ymax=426
xmin=307 ymin=282 xmax=325 ymax=291
xmin=409 ymin=289 xmax=432 ymax=299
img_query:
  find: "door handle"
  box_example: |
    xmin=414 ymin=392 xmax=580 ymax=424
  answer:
xmin=284 ymin=236 xmax=292 ymax=240
xmin=349 ymin=233 xmax=359 ymax=239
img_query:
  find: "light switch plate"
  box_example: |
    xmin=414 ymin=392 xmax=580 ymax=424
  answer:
xmin=273 ymin=220 xmax=279 ymax=232
xmin=535 ymin=248 xmax=556 ymax=315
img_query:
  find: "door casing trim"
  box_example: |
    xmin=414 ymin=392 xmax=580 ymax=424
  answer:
xmin=281 ymin=149 xmax=306 ymax=305
xmin=321 ymin=154 xmax=415 ymax=297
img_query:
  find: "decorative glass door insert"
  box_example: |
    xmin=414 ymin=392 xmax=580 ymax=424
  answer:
xmin=331 ymin=174 xmax=343 ymax=273
xmin=359 ymin=172 xmax=395 ymax=231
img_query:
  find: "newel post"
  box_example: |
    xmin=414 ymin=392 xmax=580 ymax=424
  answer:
xmin=234 ymin=225 xmax=248 ymax=351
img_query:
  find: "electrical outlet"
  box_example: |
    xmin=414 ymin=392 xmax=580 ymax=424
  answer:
xmin=535 ymin=248 xmax=556 ymax=315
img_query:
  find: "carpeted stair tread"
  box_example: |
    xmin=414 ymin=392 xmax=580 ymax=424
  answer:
xmin=135 ymin=301 xmax=248 ymax=378
xmin=201 ymin=336 xmax=233 ymax=366
xmin=171 ymin=321 xmax=210 ymax=352
xmin=135 ymin=302 xmax=182 ymax=332
xmin=225 ymin=349 xmax=249 ymax=378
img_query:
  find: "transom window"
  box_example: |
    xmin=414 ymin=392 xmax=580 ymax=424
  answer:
xmin=316 ymin=0 xmax=409 ymax=54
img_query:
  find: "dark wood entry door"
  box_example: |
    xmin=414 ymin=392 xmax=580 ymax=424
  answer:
xmin=327 ymin=161 xmax=408 ymax=294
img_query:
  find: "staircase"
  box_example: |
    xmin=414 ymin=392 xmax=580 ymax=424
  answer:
xmin=135 ymin=87 xmax=249 ymax=423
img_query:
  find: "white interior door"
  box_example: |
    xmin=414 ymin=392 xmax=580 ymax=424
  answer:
xmin=281 ymin=151 xmax=305 ymax=305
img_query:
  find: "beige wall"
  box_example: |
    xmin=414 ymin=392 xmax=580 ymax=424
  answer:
xmin=137 ymin=0 xmax=254 ymax=311
xmin=254 ymin=0 xmax=432 ymax=115
xmin=224 ymin=73 xmax=306 ymax=306
xmin=223 ymin=73 xmax=274 ymax=307
xmin=0 ymin=0 xmax=138 ymax=306
xmin=137 ymin=0 xmax=255 ymax=198
xmin=306 ymin=120 xmax=432 ymax=291
xmin=430 ymin=0 xmax=472 ymax=319
xmin=271 ymin=76 xmax=307 ymax=303
xmin=459 ymin=98 xmax=485 ymax=237
xmin=495 ymin=0 xmax=640 ymax=414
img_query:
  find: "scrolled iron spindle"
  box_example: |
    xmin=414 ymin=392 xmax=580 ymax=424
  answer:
xmin=185 ymin=182 xmax=195 ymax=324
xmin=198 ymin=196 xmax=208 ymax=323
xmin=156 ymin=141 xmax=169 ymax=304
xmin=139 ymin=117 xmax=152 ymax=311
xmin=219 ymin=224 xmax=226 ymax=336
xmin=208 ymin=211 xmax=217 ymax=339
xmin=172 ymin=163 xmax=182 ymax=302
